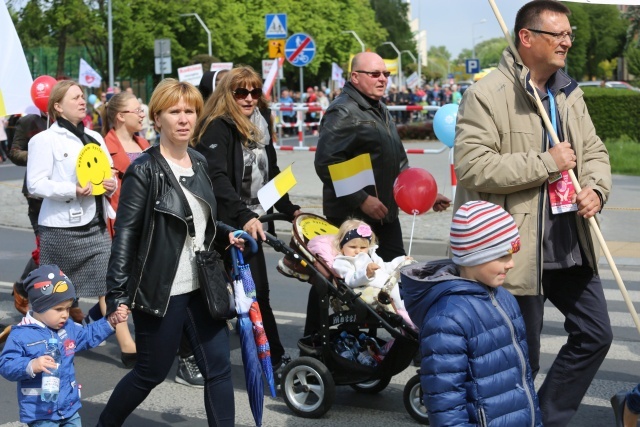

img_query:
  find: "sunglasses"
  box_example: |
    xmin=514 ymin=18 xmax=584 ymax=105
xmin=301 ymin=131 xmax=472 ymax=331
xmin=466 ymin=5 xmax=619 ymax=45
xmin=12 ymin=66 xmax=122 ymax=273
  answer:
xmin=355 ymin=70 xmax=391 ymax=78
xmin=232 ymin=88 xmax=263 ymax=99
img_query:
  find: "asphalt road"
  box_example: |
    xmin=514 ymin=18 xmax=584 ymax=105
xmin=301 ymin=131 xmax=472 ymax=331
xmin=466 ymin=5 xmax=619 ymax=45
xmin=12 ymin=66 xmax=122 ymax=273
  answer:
xmin=1 ymin=142 xmax=640 ymax=426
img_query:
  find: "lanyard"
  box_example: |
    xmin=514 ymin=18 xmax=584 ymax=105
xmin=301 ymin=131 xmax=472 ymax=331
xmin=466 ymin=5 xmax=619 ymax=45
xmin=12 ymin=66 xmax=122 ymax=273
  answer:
xmin=547 ymin=87 xmax=557 ymax=147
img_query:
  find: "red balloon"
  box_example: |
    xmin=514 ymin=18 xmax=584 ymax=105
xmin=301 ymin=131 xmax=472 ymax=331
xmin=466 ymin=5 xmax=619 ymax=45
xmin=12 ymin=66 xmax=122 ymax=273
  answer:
xmin=393 ymin=168 xmax=438 ymax=215
xmin=30 ymin=75 xmax=57 ymax=113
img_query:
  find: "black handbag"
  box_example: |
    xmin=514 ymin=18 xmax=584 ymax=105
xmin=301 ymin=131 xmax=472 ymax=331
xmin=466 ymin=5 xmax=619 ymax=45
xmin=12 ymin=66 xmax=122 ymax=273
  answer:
xmin=148 ymin=147 xmax=236 ymax=320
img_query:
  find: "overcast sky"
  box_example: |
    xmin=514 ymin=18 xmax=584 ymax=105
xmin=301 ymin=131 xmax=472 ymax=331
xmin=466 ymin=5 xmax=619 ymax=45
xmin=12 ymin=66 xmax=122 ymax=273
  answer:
xmin=411 ymin=0 xmax=529 ymax=58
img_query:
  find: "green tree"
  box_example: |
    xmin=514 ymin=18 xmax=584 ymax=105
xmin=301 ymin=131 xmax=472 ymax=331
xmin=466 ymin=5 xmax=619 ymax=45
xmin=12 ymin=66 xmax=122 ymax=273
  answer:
xmin=625 ymin=45 xmax=640 ymax=77
xmin=564 ymin=3 xmax=590 ymax=80
xmin=475 ymin=37 xmax=507 ymax=69
xmin=623 ymin=6 xmax=640 ymax=47
xmin=582 ymin=4 xmax=627 ymax=79
xmin=12 ymin=0 xmax=388 ymax=88
xmin=370 ymin=0 xmax=416 ymax=74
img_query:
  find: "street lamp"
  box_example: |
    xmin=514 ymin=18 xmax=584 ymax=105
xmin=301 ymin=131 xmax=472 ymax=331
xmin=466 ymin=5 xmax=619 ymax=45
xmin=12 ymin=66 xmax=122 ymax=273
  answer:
xmin=180 ymin=13 xmax=212 ymax=57
xmin=472 ymin=19 xmax=487 ymax=59
xmin=402 ymin=50 xmax=419 ymax=87
xmin=382 ymin=41 xmax=402 ymax=89
xmin=342 ymin=30 xmax=365 ymax=52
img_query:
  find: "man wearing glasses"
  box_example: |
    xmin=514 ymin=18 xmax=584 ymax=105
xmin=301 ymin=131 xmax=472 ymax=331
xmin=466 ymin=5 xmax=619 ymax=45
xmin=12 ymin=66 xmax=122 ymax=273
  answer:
xmin=454 ymin=1 xmax=612 ymax=426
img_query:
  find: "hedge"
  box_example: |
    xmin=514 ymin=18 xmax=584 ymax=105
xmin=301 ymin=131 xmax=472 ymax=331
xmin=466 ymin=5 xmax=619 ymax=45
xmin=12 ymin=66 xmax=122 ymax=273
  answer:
xmin=582 ymin=88 xmax=640 ymax=141
xmin=397 ymin=121 xmax=435 ymax=140
xmin=396 ymin=88 xmax=640 ymax=141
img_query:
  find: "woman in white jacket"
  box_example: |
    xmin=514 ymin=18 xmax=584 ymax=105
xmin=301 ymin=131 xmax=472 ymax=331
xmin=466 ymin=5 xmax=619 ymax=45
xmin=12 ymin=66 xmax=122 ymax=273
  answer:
xmin=26 ymin=80 xmax=117 ymax=321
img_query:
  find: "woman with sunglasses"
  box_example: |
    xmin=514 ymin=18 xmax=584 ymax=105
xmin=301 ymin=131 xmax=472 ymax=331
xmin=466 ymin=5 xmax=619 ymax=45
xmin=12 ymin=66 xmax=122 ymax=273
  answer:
xmin=194 ymin=66 xmax=300 ymax=373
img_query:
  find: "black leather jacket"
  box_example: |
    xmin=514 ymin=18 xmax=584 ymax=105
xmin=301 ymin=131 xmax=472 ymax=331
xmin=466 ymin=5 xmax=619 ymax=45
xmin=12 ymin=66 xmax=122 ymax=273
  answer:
xmin=315 ymin=82 xmax=408 ymax=224
xmin=105 ymin=146 xmax=235 ymax=317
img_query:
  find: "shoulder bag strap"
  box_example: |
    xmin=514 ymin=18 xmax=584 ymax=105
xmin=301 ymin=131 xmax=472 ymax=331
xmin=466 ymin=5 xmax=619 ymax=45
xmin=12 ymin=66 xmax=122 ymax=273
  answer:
xmin=147 ymin=146 xmax=196 ymax=239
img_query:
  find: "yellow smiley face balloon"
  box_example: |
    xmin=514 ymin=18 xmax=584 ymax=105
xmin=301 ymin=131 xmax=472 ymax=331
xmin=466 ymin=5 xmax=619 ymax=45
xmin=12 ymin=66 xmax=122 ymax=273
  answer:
xmin=76 ymin=144 xmax=111 ymax=195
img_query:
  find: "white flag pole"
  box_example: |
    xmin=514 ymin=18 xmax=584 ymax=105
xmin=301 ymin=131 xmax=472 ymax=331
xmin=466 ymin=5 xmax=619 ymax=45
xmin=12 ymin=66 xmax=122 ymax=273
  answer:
xmin=488 ymin=0 xmax=640 ymax=336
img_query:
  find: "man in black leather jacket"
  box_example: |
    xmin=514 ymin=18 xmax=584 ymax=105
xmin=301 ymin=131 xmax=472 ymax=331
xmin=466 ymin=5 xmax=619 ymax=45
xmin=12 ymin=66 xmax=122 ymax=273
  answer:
xmin=310 ymin=52 xmax=450 ymax=336
xmin=315 ymin=52 xmax=449 ymax=261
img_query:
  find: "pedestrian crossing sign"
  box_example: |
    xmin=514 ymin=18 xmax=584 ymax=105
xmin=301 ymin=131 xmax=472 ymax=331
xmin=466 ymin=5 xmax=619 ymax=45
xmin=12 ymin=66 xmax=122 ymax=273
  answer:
xmin=265 ymin=13 xmax=287 ymax=39
xmin=269 ymin=39 xmax=285 ymax=58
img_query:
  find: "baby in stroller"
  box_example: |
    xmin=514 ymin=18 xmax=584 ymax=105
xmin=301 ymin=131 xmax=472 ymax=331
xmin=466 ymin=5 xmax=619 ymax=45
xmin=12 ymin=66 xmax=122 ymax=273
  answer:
xmin=308 ymin=218 xmax=416 ymax=327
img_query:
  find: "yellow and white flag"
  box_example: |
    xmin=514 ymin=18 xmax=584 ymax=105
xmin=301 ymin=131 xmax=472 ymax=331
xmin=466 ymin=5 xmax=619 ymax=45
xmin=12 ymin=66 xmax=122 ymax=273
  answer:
xmin=0 ymin=1 xmax=34 ymax=116
xmin=257 ymin=164 xmax=297 ymax=211
xmin=328 ymin=153 xmax=376 ymax=197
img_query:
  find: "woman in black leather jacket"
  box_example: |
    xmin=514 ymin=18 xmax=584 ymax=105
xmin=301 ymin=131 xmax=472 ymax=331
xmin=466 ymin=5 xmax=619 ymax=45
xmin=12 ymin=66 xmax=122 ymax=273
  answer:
xmin=99 ymin=79 xmax=243 ymax=427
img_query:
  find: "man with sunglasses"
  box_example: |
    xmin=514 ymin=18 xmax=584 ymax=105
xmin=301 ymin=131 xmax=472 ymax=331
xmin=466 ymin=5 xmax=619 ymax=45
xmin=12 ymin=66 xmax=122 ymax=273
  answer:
xmin=453 ymin=2 xmax=612 ymax=426
xmin=311 ymin=53 xmax=450 ymax=331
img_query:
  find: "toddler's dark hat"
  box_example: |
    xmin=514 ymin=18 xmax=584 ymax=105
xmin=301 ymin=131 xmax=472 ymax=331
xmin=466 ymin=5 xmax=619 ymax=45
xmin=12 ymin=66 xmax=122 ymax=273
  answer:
xmin=24 ymin=264 xmax=76 ymax=313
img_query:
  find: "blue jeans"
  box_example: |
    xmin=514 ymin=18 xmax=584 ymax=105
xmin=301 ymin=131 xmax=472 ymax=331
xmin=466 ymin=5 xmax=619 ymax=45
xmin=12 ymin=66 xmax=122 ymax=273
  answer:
xmin=628 ymin=384 xmax=640 ymax=414
xmin=29 ymin=411 xmax=81 ymax=427
xmin=97 ymin=291 xmax=234 ymax=427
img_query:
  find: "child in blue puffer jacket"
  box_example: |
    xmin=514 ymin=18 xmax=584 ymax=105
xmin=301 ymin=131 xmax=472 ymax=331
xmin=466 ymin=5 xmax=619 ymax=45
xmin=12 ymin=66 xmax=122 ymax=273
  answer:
xmin=402 ymin=201 xmax=542 ymax=427
xmin=0 ymin=265 xmax=128 ymax=426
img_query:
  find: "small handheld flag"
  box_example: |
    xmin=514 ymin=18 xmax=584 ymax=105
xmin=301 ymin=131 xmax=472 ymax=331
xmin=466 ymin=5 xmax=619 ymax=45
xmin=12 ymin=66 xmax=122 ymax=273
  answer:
xmin=328 ymin=153 xmax=376 ymax=197
xmin=257 ymin=164 xmax=297 ymax=211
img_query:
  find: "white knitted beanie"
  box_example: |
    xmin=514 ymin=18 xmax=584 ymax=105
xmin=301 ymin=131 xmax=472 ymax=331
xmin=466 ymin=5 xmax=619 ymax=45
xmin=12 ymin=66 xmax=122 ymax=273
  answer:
xmin=450 ymin=201 xmax=521 ymax=267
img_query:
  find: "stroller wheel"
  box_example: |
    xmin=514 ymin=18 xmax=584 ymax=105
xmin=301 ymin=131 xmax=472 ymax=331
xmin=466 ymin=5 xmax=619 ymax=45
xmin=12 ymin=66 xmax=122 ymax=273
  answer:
xmin=349 ymin=375 xmax=392 ymax=394
xmin=403 ymin=374 xmax=430 ymax=425
xmin=281 ymin=356 xmax=336 ymax=418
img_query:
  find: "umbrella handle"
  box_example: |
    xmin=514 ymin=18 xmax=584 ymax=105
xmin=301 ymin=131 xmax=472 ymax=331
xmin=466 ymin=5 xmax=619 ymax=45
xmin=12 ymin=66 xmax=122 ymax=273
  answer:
xmin=233 ymin=230 xmax=259 ymax=255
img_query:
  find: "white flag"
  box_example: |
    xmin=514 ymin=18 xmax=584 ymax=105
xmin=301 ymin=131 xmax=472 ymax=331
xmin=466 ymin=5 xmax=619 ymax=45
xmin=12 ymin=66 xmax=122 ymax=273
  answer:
xmin=79 ymin=58 xmax=102 ymax=88
xmin=331 ymin=63 xmax=343 ymax=81
xmin=0 ymin=1 xmax=35 ymax=116
xmin=263 ymin=57 xmax=284 ymax=100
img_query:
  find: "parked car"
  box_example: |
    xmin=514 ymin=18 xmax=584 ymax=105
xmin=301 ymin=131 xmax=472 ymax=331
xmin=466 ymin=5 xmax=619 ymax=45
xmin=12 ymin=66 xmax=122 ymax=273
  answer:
xmin=578 ymin=80 xmax=640 ymax=92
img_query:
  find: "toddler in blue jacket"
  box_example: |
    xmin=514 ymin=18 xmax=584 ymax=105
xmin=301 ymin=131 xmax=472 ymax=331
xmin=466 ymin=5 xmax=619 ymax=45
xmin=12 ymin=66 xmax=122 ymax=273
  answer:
xmin=0 ymin=265 xmax=128 ymax=426
xmin=402 ymin=201 xmax=542 ymax=427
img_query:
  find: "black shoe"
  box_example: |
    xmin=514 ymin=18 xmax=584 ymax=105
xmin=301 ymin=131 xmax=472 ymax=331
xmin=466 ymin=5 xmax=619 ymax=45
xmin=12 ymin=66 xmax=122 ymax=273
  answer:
xmin=121 ymin=352 xmax=137 ymax=369
xmin=175 ymin=355 xmax=204 ymax=388
xmin=611 ymin=391 xmax=627 ymax=427
xmin=272 ymin=354 xmax=292 ymax=385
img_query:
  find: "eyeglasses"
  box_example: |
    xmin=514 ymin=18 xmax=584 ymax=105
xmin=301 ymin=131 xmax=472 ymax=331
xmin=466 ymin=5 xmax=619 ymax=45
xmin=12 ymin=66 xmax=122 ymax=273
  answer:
xmin=121 ymin=108 xmax=145 ymax=115
xmin=232 ymin=88 xmax=263 ymax=99
xmin=355 ymin=70 xmax=391 ymax=78
xmin=527 ymin=28 xmax=575 ymax=42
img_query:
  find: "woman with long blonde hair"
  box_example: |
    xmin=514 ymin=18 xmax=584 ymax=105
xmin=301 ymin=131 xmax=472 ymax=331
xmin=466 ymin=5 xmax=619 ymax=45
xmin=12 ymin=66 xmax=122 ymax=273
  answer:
xmin=194 ymin=66 xmax=300 ymax=373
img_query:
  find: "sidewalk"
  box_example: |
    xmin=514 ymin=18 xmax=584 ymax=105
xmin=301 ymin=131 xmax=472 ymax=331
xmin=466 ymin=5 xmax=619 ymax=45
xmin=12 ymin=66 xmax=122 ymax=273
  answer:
xmin=1 ymin=142 xmax=638 ymax=265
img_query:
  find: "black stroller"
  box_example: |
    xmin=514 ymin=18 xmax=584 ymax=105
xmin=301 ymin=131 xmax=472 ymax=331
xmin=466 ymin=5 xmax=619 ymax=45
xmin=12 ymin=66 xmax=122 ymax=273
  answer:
xmin=262 ymin=213 xmax=429 ymax=424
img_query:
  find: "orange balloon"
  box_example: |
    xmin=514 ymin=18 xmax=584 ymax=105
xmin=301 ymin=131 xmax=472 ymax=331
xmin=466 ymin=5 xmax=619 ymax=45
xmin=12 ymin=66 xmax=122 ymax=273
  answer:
xmin=30 ymin=75 xmax=57 ymax=113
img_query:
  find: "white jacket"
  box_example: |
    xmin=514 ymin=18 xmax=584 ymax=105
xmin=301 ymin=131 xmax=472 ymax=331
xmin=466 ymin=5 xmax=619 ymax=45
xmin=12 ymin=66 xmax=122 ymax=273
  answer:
xmin=333 ymin=247 xmax=407 ymax=289
xmin=27 ymin=122 xmax=114 ymax=227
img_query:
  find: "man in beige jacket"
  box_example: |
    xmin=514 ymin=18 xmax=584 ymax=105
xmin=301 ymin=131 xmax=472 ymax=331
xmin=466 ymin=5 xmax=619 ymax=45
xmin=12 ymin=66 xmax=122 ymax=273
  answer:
xmin=454 ymin=1 xmax=612 ymax=426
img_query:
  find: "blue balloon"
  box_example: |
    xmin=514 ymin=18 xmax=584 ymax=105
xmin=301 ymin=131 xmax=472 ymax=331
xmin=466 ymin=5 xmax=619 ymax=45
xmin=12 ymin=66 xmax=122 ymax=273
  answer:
xmin=433 ymin=103 xmax=459 ymax=148
xmin=88 ymin=94 xmax=97 ymax=105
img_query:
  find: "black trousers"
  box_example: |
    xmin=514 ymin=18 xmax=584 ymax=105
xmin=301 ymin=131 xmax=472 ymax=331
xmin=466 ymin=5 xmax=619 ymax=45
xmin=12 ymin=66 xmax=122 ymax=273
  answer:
xmin=244 ymin=242 xmax=285 ymax=365
xmin=98 ymin=291 xmax=234 ymax=427
xmin=303 ymin=216 xmax=405 ymax=336
xmin=515 ymin=265 xmax=612 ymax=427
